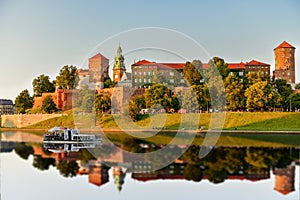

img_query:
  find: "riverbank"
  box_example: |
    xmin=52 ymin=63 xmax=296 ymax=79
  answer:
xmin=1 ymin=112 xmax=300 ymax=132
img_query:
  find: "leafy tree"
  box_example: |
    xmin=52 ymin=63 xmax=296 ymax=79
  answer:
xmin=212 ymin=57 xmax=229 ymax=79
xmin=183 ymin=61 xmax=202 ymax=86
xmin=273 ymin=79 xmax=292 ymax=109
xmin=129 ymin=96 xmax=145 ymax=121
xmin=245 ymin=148 xmax=272 ymax=173
xmin=183 ymin=164 xmax=202 ymax=182
xmin=245 ymin=81 xmax=275 ymax=111
xmin=288 ymin=93 xmax=300 ymax=111
xmin=104 ymin=77 xmax=116 ymax=88
xmin=295 ymin=83 xmax=300 ymax=89
xmin=15 ymin=89 xmax=33 ymax=114
xmin=224 ymin=74 xmax=245 ymax=111
xmin=95 ymin=92 xmax=111 ymax=115
xmin=41 ymin=95 xmax=58 ymax=113
xmin=56 ymin=160 xmax=79 ymax=177
xmin=205 ymin=59 xmax=226 ymax=110
xmin=182 ymin=87 xmax=199 ymax=112
xmin=144 ymin=84 xmax=179 ymax=112
xmin=245 ymin=72 xmax=269 ymax=87
xmin=33 ymin=155 xmax=55 ymax=170
xmin=56 ymin=65 xmax=77 ymax=89
xmin=32 ymin=74 xmax=55 ymax=97
xmin=14 ymin=142 xmax=34 ymax=160
xmin=74 ymin=85 xmax=95 ymax=113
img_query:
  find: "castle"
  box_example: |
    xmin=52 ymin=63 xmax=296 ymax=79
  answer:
xmin=33 ymin=41 xmax=297 ymax=111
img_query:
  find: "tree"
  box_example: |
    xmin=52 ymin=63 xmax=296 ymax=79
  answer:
xmin=245 ymin=81 xmax=275 ymax=111
xmin=15 ymin=89 xmax=33 ymax=114
xmin=41 ymin=95 xmax=58 ymax=113
xmin=288 ymin=93 xmax=300 ymax=111
xmin=212 ymin=57 xmax=229 ymax=79
xmin=295 ymin=83 xmax=300 ymax=89
xmin=14 ymin=142 xmax=34 ymax=160
xmin=182 ymin=87 xmax=199 ymax=112
xmin=33 ymin=155 xmax=55 ymax=170
xmin=145 ymin=84 xmax=179 ymax=112
xmin=205 ymin=59 xmax=226 ymax=110
xmin=74 ymin=85 xmax=95 ymax=113
xmin=183 ymin=164 xmax=202 ymax=182
xmin=273 ymin=79 xmax=292 ymax=110
xmin=32 ymin=74 xmax=55 ymax=97
xmin=128 ymin=96 xmax=145 ymax=121
xmin=224 ymin=74 xmax=245 ymax=111
xmin=56 ymin=65 xmax=77 ymax=89
xmin=104 ymin=77 xmax=116 ymax=88
xmin=245 ymin=71 xmax=268 ymax=87
xmin=56 ymin=160 xmax=79 ymax=177
xmin=183 ymin=61 xmax=202 ymax=86
xmin=95 ymin=92 xmax=111 ymax=115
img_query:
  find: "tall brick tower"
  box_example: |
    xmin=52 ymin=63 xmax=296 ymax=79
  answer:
xmin=273 ymin=41 xmax=296 ymax=84
xmin=113 ymin=44 xmax=126 ymax=82
xmin=88 ymin=53 xmax=109 ymax=88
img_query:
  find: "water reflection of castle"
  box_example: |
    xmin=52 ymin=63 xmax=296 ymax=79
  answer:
xmin=1 ymin=141 xmax=298 ymax=195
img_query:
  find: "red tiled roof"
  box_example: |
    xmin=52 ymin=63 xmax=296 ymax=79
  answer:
xmin=245 ymin=60 xmax=270 ymax=66
xmin=89 ymin=53 xmax=109 ymax=60
xmin=274 ymin=41 xmax=295 ymax=50
xmin=132 ymin=59 xmax=155 ymax=66
xmin=227 ymin=62 xmax=245 ymax=69
xmin=157 ymin=63 xmax=185 ymax=69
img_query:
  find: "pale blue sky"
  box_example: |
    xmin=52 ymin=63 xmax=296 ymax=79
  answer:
xmin=1 ymin=0 xmax=300 ymax=100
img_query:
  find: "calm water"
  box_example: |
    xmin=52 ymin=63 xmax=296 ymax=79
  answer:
xmin=1 ymin=131 xmax=299 ymax=200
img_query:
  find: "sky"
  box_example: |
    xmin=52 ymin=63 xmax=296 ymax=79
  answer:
xmin=0 ymin=0 xmax=300 ymax=100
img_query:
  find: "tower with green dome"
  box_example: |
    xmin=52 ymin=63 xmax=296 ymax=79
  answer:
xmin=113 ymin=44 xmax=126 ymax=82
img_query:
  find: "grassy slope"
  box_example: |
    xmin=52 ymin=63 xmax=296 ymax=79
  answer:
xmin=25 ymin=111 xmax=300 ymax=131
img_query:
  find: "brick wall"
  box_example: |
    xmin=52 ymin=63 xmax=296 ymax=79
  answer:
xmin=1 ymin=114 xmax=62 ymax=128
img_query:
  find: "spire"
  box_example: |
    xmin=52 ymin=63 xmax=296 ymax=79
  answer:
xmin=117 ymin=43 xmax=122 ymax=57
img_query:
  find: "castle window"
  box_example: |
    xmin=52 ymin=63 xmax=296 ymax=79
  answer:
xmin=134 ymin=71 xmax=137 ymax=75
xmin=139 ymin=79 xmax=142 ymax=82
xmin=239 ymin=72 xmax=243 ymax=76
xmin=180 ymin=79 xmax=185 ymax=83
xmin=170 ymin=71 xmax=174 ymax=76
xmin=265 ymin=72 xmax=268 ymax=75
xmin=170 ymin=79 xmax=174 ymax=83
xmin=144 ymin=78 xmax=146 ymax=82
xmin=139 ymin=71 xmax=142 ymax=75
xmin=148 ymin=71 xmax=151 ymax=75
xmin=148 ymin=79 xmax=151 ymax=83
xmin=152 ymin=71 xmax=155 ymax=75
xmin=135 ymin=79 xmax=137 ymax=83
xmin=144 ymin=71 xmax=146 ymax=75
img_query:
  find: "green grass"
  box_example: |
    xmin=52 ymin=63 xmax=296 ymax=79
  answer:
xmin=102 ymin=132 xmax=299 ymax=147
xmin=24 ymin=111 xmax=300 ymax=131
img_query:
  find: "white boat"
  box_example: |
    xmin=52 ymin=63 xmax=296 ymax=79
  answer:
xmin=43 ymin=127 xmax=101 ymax=143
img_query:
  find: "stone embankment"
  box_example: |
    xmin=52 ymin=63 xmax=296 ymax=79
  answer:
xmin=0 ymin=114 xmax=61 ymax=128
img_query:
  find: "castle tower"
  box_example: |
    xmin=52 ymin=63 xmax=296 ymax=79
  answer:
xmin=88 ymin=53 xmax=109 ymax=88
xmin=273 ymin=41 xmax=296 ymax=84
xmin=113 ymin=44 xmax=126 ymax=82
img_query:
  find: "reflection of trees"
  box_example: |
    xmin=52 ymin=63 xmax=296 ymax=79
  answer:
xmin=33 ymin=155 xmax=55 ymax=170
xmin=56 ymin=160 xmax=79 ymax=178
xmin=78 ymin=149 xmax=96 ymax=163
xmin=179 ymin=146 xmax=298 ymax=184
xmin=183 ymin=164 xmax=202 ymax=182
xmin=245 ymin=148 xmax=272 ymax=173
xmin=14 ymin=142 xmax=34 ymax=160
